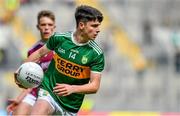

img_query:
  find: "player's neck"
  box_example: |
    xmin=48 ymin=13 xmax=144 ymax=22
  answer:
xmin=73 ymin=31 xmax=89 ymax=43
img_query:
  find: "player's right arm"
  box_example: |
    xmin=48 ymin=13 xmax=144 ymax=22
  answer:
xmin=25 ymin=33 xmax=60 ymax=63
xmin=15 ymin=45 xmax=51 ymax=88
xmin=25 ymin=44 xmax=51 ymax=63
xmin=15 ymin=33 xmax=57 ymax=88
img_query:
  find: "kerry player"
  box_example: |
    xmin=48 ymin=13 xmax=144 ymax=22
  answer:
xmin=16 ymin=5 xmax=104 ymax=115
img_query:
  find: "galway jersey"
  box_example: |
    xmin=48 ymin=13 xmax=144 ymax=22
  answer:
xmin=41 ymin=31 xmax=105 ymax=113
xmin=28 ymin=40 xmax=54 ymax=97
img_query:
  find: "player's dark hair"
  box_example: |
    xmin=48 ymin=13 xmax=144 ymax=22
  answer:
xmin=75 ymin=5 xmax=103 ymax=27
xmin=37 ymin=10 xmax=55 ymax=24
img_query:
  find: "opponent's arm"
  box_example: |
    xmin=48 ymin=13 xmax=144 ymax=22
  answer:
xmin=6 ymin=89 xmax=32 ymax=113
xmin=15 ymin=45 xmax=50 ymax=88
xmin=25 ymin=44 xmax=51 ymax=62
xmin=16 ymin=89 xmax=32 ymax=102
xmin=53 ymin=72 xmax=101 ymax=96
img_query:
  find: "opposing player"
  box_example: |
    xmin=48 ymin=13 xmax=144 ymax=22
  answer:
xmin=16 ymin=5 xmax=104 ymax=115
xmin=6 ymin=10 xmax=56 ymax=115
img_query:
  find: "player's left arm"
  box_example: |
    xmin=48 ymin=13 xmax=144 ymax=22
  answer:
xmin=53 ymin=52 xmax=104 ymax=96
xmin=73 ymin=72 xmax=101 ymax=94
xmin=71 ymin=52 xmax=104 ymax=94
xmin=53 ymin=72 xmax=101 ymax=96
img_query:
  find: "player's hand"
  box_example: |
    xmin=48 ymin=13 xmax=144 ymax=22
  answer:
xmin=6 ymin=99 xmax=19 ymax=115
xmin=14 ymin=70 xmax=27 ymax=89
xmin=53 ymin=83 xmax=73 ymax=96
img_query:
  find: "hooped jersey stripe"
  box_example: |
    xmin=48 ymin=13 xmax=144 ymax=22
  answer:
xmin=53 ymin=54 xmax=90 ymax=79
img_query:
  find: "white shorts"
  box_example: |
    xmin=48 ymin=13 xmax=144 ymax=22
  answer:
xmin=22 ymin=93 xmax=36 ymax=106
xmin=38 ymin=88 xmax=77 ymax=116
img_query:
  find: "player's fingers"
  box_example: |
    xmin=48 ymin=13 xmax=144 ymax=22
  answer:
xmin=53 ymin=86 xmax=63 ymax=90
xmin=13 ymin=76 xmax=27 ymax=89
xmin=62 ymin=92 xmax=70 ymax=96
xmin=15 ymin=80 xmax=27 ymax=89
xmin=53 ymin=84 xmax=65 ymax=90
xmin=6 ymin=105 xmax=10 ymax=111
xmin=6 ymin=105 xmax=13 ymax=113
xmin=14 ymin=68 xmax=21 ymax=82
xmin=14 ymin=73 xmax=20 ymax=85
xmin=53 ymin=87 xmax=66 ymax=93
xmin=14 ymin=72 xmax=19 ymax=79
xmin=56 ymin=91 xmax=68 ymax=96
xmin=18 ymin=84 xmax=27 ymax=89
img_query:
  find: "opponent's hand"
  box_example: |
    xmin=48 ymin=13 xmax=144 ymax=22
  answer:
xmin=53 ymin=83 xmax=73 ymax=96
xmin=6 ymin=99 xmax=19 ymax=114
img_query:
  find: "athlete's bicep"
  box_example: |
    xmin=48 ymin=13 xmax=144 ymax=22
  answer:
xmin=89 ymin=72 xmax=101 ymax=92
xmin=25 ymin=45 xmax=51 ymax=63
xmin=39 ymin=44 xmax=51 ymax=57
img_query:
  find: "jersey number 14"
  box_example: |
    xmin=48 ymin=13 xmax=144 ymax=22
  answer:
xmin=69 ymin=52 xmax=76 ymax=59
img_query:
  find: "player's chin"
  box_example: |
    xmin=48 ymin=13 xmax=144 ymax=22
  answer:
xmin=43 ymin=36 xmax=50 ymax=40
xmin=90 ymin=36 xmax=96 ymax=40
xmin=43 ymin=34 xmax=51 ymax=39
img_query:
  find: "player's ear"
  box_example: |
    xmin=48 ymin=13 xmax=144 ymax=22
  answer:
xmin=79 ymin=22 xmax=85 ymax=30
xmin=37 ymin=24 xmax=40 ymax=30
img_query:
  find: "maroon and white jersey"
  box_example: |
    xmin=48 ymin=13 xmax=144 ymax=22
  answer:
xmin=28 ymin=40 xmax=54 ymax=97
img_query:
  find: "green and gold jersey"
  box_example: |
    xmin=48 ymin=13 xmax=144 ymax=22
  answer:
xmin=41 ymin=31 xmax=105 ymax=113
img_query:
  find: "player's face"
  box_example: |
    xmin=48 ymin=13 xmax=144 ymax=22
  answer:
xmin=81 ymin=20 xmax=101 ymax=40
xmin=37 ymin=17 xmax=56 ymax=40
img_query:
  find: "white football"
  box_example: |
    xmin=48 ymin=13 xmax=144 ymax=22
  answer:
xmin=17 ymin=62 xmax=44 ymax=88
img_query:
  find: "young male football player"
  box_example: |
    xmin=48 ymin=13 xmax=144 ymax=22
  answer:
xmin=16 ymin=5 xmax=104 ymax=115
xmin=6 ymin=10 xmax=56 ymax=115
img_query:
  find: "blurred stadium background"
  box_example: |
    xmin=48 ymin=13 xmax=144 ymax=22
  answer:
xmin=0 ymin=0 xmax=180 ymax=115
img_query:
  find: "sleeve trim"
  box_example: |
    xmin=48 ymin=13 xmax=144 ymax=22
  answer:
xmin=91 ymin=71 xmax=102 ymax=74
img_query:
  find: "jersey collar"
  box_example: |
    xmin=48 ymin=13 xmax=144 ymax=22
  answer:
xmin=71 ymin=32 xmax=89 ymax=46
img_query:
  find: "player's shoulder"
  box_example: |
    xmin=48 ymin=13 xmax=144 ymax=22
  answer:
xmin=53 ymin=31 xmax=72 ymax=38
xmin=88 ymin=40 xmax=103 ymax=55
xmin=29 ymin=40 xmax=44 ymax=50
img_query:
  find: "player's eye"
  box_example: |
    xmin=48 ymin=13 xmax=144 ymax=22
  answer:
xmin=40 ymin=24 xmax=46 ymax=26
xmin=91 ymin=24 xmax=99 ymax=28
xmin=48 ymin=24 xmax=53 ymax=26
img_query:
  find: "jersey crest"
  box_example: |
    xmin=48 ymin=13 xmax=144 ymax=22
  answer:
xmin=81 ymin=56 xmax=88 ymax=64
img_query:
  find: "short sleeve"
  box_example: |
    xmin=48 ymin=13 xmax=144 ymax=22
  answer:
xmin=46 ymin=33 xmax=60 ymax=50
xmin=90 ymin=53 xmax=105 ymax=73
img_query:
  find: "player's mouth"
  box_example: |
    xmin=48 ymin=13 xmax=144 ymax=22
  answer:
xmin=43 ymin=32 xmax=50 ymax=36
xmin=93 ymin=34 xmax=98 ymax=38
